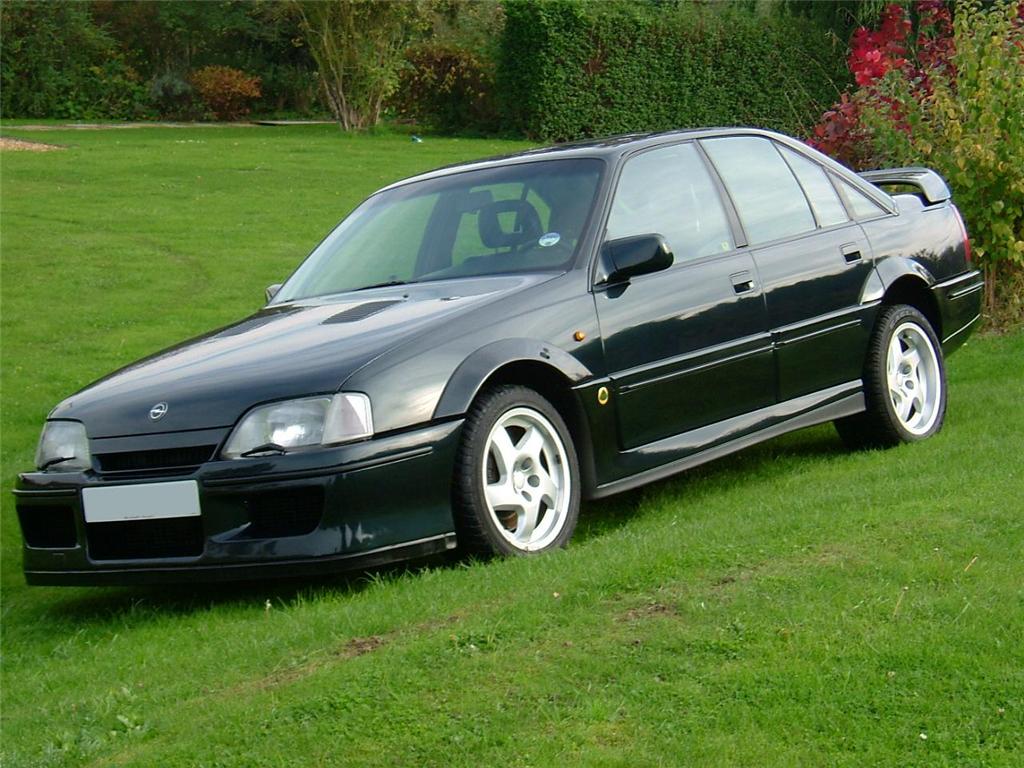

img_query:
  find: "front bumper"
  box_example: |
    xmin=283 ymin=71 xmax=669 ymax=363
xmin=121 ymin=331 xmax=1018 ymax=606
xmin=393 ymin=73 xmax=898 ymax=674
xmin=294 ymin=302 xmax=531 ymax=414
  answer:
xmin=14 ymin=419 xmax=463 ymax=585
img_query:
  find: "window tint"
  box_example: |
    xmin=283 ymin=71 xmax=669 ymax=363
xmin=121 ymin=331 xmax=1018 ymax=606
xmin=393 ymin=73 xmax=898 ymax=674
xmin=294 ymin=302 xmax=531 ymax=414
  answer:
xmin=606 ymin=143 xmax=733 ymax=261
xmin=450 ymin=186 xmax=556 ymax=268
xmin=278 ymin=159 xmax=602 ymax=301
xmin=702 ymin=136 xmax=815 ymax=245
xmin=778 ymin=146 xmax=848 ymax=227
xmin=311 ymin=193 xmax=438 ymax=290
xmin=836 ymin=177 xmax=888 ymax=219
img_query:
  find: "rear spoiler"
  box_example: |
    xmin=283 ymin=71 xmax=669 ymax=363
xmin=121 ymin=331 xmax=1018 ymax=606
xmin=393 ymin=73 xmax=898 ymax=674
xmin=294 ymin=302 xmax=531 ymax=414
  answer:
xmin=858 ymin=167 xmax=951 ymax=205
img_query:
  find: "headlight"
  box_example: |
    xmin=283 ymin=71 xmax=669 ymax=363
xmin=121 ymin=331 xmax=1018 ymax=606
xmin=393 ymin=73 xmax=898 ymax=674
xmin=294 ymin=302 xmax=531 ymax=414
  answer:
xmin=36 ymin=421 xmax=92 ymax=472
xmin=222 ymin=393 xmax=373 ymax=459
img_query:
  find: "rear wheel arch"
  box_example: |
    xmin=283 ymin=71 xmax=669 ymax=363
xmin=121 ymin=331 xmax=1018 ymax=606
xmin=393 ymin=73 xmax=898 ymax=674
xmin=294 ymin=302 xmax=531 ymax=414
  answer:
xmin=871 ymin=257 xmax=941 ymax=338
xmin=881 ymin=274 xmax=942 ymax=339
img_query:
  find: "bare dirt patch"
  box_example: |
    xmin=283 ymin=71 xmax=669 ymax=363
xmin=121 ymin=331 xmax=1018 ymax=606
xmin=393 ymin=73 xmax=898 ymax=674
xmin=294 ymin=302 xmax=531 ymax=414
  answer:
xmin=620 ymin=602 xmax=678 ymax=622
xmin=0 ymin=137 xmax=65 ymax=152
xmin=340 ymin=634 xmax=386 ymax=659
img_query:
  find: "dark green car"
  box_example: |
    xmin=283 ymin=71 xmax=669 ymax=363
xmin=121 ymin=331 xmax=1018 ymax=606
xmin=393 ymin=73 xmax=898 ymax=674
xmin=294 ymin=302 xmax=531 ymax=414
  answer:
xmin=15 ymin=128 xmax=981 ymax=585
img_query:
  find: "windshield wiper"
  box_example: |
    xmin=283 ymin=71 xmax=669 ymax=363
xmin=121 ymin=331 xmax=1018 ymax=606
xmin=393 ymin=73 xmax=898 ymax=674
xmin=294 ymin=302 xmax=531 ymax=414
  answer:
xmin=352 ymin=280 xmax=408 ymax=291
xmin=39 ymin=456 xmax=76 ymax=470
xmin=240 ymin=443 xmax=289 ymax=457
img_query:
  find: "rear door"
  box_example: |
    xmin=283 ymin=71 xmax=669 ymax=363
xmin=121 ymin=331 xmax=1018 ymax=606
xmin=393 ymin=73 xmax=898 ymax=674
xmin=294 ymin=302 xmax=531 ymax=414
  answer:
xmin=594 ymin=142 xmax=774 ymax=450
xmin=702 ymin=136 xmax=875 ymax=401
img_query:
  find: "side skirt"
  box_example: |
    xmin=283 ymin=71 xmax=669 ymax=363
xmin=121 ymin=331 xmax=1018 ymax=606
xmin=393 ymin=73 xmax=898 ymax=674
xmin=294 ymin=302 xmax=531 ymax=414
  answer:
xmin=589 ymin=386 xmax=864 ymax=500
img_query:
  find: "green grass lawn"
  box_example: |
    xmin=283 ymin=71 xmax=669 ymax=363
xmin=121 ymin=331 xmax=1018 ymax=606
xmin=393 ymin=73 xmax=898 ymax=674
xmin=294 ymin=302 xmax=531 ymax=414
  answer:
xmin=2 ymin=125 xmax=1022 ymax=767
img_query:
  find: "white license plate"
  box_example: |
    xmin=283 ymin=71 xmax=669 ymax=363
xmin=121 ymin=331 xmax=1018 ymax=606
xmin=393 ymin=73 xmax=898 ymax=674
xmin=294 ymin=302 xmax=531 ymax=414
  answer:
xmin=82 ymin=481 xmax=201 ymax=524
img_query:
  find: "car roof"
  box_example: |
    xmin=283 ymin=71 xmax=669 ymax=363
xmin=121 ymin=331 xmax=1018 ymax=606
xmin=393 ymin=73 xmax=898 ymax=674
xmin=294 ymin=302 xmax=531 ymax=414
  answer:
xmin=375 ymin=126 xmax=896 ymax=215
xmin=378 ymin=127 xmax=793 ymax=192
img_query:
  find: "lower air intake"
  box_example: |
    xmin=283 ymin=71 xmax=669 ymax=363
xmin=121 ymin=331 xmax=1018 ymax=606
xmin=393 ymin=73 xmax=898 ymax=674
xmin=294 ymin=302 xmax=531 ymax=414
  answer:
xmin=244 ymin=487 xmax=324 ymax=538
xmin=86 ymin=517 xmax=204 ymax=560
xmin=18 ymin=504 xmax=77 ymax=548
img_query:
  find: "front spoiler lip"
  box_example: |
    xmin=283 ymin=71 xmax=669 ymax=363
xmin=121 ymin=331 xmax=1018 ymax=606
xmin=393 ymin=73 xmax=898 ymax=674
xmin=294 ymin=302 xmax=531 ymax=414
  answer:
xmin=24 ymin=533 xmax=458 ymax=586
xmin=15 ymin=419 xmax=465 ymax=585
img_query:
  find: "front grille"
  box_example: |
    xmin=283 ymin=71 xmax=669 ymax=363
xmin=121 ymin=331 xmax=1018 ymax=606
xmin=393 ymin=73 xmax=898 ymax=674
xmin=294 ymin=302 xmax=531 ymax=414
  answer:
xmin=17 ymin=504 xmax=77 ymax=548
xmin=86 ymin=517 xmax=204 ymax=560
xmin=243 ymin=487 xmax=324 ymax=538
xmin=95 ymin=445 xmax=217 ymax=474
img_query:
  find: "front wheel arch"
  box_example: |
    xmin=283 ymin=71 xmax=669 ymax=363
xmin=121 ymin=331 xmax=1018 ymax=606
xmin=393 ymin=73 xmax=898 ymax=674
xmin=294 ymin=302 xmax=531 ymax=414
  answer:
xmin=435 ymin=342 xmax=597 ymax=494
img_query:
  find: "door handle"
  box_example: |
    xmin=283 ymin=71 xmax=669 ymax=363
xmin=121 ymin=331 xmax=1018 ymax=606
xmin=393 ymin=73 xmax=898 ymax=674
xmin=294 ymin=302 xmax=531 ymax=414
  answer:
xmin=730 ymin=271 xmax=755 ymax=294
xmin=842 ymin=243 xmax=862 ymax=263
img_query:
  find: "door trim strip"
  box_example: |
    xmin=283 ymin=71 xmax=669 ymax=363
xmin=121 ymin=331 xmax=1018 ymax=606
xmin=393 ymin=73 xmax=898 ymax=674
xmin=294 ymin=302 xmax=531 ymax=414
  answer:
xmin=615 ymin=333 xmax=773 ymax=395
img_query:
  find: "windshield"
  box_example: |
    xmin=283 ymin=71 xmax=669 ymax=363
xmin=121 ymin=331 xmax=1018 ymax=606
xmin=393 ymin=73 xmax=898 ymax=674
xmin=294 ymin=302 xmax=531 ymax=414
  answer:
xmin=276 ymin=158 xmax=604 ymax=302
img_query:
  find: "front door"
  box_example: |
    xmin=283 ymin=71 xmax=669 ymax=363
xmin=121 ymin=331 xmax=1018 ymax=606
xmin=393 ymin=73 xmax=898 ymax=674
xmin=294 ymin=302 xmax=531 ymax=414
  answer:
xmin=594 ymin=142 xmax=774 ymax=450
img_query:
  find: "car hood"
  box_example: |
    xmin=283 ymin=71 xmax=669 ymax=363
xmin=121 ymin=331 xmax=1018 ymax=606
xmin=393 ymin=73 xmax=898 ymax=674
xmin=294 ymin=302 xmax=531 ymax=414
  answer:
xmin=52 ymin=274 xmax=551 ymax=438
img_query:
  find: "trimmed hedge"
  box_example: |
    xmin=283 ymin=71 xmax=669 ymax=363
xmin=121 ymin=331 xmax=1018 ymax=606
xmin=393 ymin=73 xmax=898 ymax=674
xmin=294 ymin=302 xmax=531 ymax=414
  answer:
xmin=498 ymin=0 xmax=849 ymax=141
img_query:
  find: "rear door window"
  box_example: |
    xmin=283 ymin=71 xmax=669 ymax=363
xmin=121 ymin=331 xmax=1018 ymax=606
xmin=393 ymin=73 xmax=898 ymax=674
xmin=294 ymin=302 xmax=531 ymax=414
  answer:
xmin=702 ymin=136 xmax=816 ymax=245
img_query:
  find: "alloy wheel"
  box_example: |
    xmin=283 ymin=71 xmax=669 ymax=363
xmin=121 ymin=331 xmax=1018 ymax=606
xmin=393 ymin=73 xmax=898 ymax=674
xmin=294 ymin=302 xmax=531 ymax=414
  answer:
xmin=481 ymin=406 xmax=572 ymax=552
xmin=886 ymin=321 xmax=943 ymax=436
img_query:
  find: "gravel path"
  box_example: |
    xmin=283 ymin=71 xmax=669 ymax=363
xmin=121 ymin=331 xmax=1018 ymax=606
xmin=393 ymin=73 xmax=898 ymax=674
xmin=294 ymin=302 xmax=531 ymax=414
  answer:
xmin=0 ymin=137 xmax=65 ymax=152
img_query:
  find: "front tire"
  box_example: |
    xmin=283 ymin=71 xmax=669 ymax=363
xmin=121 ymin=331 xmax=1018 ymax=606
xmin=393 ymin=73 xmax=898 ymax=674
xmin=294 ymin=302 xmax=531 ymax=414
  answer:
xmin=835 ymin=304 xmax=947 ymax=449
xmin=453 ymin=385 xmax=580 ymax=557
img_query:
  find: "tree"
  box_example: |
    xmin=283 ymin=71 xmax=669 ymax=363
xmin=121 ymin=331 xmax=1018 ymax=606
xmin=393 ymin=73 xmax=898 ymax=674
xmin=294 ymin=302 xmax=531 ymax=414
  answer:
xmin=0 ymin=0 xmax=148 ymax=119
xmin=293 ymin=0 xmax=430 ymax=130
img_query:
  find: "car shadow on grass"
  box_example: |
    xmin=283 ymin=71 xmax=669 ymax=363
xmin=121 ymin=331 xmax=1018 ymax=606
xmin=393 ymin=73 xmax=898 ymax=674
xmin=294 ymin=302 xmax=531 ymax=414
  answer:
xmin=29 ymin=562 xmax=437 ymax=626
xmin=574 ymin=423 xmax=848 ymax=542
xmin=33 ymin=425 xmax=848 ymax=625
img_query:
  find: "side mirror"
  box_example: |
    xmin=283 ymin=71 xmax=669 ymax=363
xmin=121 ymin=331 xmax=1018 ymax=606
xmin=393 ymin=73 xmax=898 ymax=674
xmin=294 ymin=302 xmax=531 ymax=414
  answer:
xmin=601 ymin=234 xmax=674 ymax=284
xmin=265 ymin=283 xmax=283 ymax=303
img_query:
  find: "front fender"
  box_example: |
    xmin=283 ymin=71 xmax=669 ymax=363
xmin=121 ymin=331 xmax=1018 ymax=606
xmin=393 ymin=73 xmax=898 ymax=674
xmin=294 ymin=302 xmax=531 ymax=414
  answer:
xmin=433 ymin=338 xmax=594 ymax=420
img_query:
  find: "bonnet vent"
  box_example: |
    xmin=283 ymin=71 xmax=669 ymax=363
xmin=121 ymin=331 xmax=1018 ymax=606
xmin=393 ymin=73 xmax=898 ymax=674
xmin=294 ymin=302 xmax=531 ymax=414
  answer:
xmin=322 ymin=300 xmax=403 ymax=324
xmin=213 ymin=314 xmax=280 ymax=338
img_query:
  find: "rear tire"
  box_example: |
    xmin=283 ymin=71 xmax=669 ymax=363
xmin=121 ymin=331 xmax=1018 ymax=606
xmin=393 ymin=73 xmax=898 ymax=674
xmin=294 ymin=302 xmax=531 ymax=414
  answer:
xmin=452 ymin=385 xmax=580 ymax=557
xmin=835 ymin=304 xmax=947 ymax=449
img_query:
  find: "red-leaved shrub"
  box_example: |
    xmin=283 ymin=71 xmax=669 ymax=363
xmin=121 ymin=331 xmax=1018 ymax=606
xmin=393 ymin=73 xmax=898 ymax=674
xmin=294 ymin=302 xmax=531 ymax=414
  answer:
xmin=809 ymin=2 xmax=949 ymax=168
xmin=810 ymin=0 xmax=1024 ymax=326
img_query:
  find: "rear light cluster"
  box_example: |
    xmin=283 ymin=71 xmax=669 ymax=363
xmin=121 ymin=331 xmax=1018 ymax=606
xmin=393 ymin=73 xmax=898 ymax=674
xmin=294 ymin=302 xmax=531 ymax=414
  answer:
xmin=953 ymin=206 xmax=972 ymax=265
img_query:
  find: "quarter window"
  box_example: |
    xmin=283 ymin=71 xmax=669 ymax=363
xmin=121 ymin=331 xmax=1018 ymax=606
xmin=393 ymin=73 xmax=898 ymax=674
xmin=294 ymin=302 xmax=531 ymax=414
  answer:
xmin=836 ymin=177 xmax=889 ymax=219
xmin=606 ymin=143 xmax=734 ymax=261
xmin=702 ymin=136 xmax=816 ymax=245
xmin=778 ymin=146 xmax=849 ymax=227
